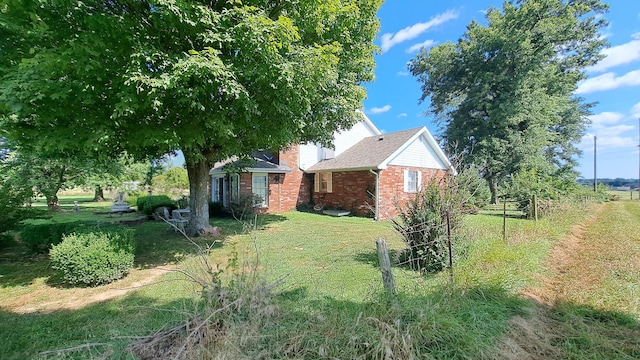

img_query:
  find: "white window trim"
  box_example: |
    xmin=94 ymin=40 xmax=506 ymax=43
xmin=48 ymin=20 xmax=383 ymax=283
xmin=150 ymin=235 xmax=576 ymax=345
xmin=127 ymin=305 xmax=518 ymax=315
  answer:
xmin=314 ymin=172 xmax=333 ymax=193
xmin=211 ymin=175 xmax=224 ymax=202
xmin=252 ymin=173 xmax=269 ymax=207
xmin=230 ymin=174 xmax=240 ymax=204
xmin=404 ymin=170 xmax=421 ymax=193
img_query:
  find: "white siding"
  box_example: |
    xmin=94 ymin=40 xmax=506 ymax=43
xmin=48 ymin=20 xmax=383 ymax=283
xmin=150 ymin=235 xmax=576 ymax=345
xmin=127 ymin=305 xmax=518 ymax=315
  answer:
xmin=298 ymin=120 xmax=379 ymax=170
xmin=334 ymin=121 xmax=378 ymax=155
xmin=389 ymin=136 xmax=446 ymax=169
xmin=299 ymin=142 xmax=319 ymax=170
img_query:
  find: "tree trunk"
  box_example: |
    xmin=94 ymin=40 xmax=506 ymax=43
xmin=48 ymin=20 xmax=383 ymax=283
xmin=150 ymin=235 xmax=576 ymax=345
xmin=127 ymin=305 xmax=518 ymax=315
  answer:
xmin=45 ymin=193 xmax=60 ymax=211
xmin=488 ymin=177 xmax=499 ymax=204
xmin=93 ymin=185 xmax=105 ymax=202
xmin=185 ymin=157 xmax=211 ymax=235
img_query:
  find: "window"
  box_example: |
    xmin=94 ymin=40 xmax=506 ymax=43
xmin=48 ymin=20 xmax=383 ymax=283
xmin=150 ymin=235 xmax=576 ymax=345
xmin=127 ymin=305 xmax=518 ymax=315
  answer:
xmin=252 ymin=173 xmax=268 ymax=207
xmin=314 ymin=172 xmax=332 ymax=193
xmin=230 ymin=174 xmax=240 ymax=204
xmin=404 ymin=170 xmax=421 ymax=193
xmin=211 ymin=176 xmax=224 ymax=203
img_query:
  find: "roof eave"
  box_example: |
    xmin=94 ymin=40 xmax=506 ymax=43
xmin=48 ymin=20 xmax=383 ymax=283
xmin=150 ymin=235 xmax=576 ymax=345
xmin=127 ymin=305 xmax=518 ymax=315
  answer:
xmin=305 ymin=165 xmax=382 ymax=173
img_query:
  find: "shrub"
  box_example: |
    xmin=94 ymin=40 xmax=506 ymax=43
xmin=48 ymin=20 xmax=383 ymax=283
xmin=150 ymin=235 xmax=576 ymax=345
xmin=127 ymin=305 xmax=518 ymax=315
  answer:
xmin=0 ymin=233 xmax=15 ymax=249
xmin=136 ymin=196 xmax=150 ymax=212
xmin=126 ymin=195 xmax=138 ymax=207
xmin=209 ymin=201 xmax=227 ymax=218
xmin=20 ymin=221 xmax=96 ymax=253
xmin=137 ymin=195 xmax=176 ymax=216
xmin=50 ymin=226 xmax=135 ymax=286
xmin=392 ymin=177 xmax=465 ymax=273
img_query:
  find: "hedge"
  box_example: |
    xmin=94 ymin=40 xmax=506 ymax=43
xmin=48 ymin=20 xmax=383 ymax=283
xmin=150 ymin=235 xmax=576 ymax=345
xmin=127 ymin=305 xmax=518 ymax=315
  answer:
xmin=20 ymin=221 xmax=97 ymax=253
xmin=50 ymin=226 xmax=136 ymax=286
xmin=136 ymin=195 xmax=176 ymax=216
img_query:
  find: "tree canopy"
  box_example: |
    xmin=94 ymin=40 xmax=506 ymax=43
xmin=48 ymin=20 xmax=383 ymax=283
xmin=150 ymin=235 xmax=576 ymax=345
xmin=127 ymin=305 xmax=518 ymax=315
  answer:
xmin=409 ymin=0 xmax=608 ymax=203
xmin=0 ymin=0 xmax=382 ymax=231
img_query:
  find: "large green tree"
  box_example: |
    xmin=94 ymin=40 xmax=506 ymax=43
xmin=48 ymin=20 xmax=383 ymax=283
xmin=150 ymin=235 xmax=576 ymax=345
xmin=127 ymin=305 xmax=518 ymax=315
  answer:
xmin=0 ymin=0 xmax=381 ymax=232
xmin=409 ymin=0 xmax=608 ymax=203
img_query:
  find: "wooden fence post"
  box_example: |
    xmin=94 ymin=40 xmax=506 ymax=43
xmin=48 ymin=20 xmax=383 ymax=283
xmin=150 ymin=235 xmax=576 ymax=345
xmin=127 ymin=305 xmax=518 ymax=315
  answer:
xmin=532 ymin=194 xmax=538 ymax=222
xmin=376 ymin=238 xmax=396 ymax=294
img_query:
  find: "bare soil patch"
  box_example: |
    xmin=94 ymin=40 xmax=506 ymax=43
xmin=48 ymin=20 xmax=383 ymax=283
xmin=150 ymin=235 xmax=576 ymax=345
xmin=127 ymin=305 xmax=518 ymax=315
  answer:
xmin=495 ymin=205 xmax=605 ymax=359
xmin=3 ymin=266 xmax=171 ymax=314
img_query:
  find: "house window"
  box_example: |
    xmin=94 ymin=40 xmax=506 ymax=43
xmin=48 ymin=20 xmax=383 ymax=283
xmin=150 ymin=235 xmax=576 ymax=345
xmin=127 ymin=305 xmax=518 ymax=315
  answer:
xmin=230 ymin=174 xmax=240 ymax=204
xmin=314 ymin=172 xmax=332 ymax=193
xmin=404 ymin=170 xmax=421 ymax=193
xmin=212 ymin=176 xmax=224 ymax=203
xmin=252 ymin=173 xmax=268 ymax=207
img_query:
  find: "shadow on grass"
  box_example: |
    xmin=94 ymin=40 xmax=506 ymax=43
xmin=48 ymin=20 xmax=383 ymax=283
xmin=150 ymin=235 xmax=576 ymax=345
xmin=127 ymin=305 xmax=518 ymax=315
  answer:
xmin=2 ymin=276 xmax=639 ymax=360
xmin=0 ymin=250 xmax=52 ymax=288
xmin=353 ymin=248 xmax=400 ymax=268
xmin=0 ymin=214 xmax=287 ymax=288
xmin=270 ymin=285 xmax=640 ymax=359
xmin=0 ymin=292 xmax=191 ymax=360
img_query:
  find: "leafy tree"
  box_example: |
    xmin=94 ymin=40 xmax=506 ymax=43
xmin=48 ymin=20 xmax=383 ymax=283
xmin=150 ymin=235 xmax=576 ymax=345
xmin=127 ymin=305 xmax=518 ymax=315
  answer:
xmin=4 ymin=150 xmax=91 ymax=210
xmin=0 ymin=154 xmax=47 ymax=237
xmin=152 ymin=167 xmax=189 ymax=195
xmin=409 ymin=0 xmax=608 ymax=203
xmin=0 ymin=0 xmax=381 ymax=232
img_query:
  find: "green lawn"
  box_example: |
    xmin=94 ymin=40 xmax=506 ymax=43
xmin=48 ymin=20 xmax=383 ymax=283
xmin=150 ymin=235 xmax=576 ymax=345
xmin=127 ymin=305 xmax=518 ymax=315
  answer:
xmin=1 ymin=196 xmax=639 ymax=359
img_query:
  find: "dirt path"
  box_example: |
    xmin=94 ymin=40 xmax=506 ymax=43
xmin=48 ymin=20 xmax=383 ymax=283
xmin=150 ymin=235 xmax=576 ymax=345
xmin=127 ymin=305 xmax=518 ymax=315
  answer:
xmin=4 ymin=266 xmax=172 ymax=314
xmin=495 ymin=202 xmax=640 ymax=359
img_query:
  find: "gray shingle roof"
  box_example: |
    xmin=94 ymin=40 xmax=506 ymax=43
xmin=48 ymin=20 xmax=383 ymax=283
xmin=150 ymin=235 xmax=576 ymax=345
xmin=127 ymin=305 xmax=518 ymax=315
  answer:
xmin=306 ymin=127 xmax=424 ymax=172
xmin=210 ymin=156 xmax=291 ymax=174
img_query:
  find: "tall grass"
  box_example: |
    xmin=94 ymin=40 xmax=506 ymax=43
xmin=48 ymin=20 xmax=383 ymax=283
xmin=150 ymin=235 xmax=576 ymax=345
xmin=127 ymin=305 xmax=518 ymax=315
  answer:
xmin=2 ymin=196 xmax=639 ymax=359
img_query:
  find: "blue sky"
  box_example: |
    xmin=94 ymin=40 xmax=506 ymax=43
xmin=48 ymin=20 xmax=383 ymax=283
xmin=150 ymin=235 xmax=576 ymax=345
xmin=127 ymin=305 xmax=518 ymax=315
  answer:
xmin=362 ymin=0 xmax=640 ymax=179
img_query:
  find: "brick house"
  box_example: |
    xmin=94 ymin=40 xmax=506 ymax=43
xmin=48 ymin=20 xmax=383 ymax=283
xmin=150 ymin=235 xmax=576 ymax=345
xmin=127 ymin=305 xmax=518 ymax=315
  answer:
xmin=209 ymin=113 xmax=455 ymax=219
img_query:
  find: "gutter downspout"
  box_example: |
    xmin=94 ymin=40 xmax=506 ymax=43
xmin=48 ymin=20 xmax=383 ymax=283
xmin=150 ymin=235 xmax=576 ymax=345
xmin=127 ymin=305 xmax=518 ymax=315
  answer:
xmin=369 ymin=169 xmax=380 ymax=221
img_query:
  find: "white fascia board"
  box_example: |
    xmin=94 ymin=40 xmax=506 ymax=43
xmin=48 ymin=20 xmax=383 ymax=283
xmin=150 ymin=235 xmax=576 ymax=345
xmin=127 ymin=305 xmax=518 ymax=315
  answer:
xmin=378 ymin=127 xmax=457 ymax=175
xmin=356 ymin=110 xmax=382 ymax=136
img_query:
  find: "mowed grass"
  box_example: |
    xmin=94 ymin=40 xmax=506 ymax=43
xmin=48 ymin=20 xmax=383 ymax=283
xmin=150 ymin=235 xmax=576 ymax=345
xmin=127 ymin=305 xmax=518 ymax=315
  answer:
xmin=1 ymin=196 xmax=639 ymax=358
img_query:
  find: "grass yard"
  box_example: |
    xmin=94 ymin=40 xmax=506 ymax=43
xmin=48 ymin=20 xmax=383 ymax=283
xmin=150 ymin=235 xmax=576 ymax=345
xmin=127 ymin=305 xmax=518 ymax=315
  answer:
xmin=1 ymin=196 xmax=640 ymax=359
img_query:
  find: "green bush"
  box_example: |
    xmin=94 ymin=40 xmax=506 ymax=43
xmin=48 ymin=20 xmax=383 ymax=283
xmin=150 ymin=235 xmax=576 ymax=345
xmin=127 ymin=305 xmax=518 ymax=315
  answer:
xmin=50 ymin=226 xmax=135 ymax=286
xmin=126 ymin=195 xmax=139 ymax=207
xmin=209 ymin=201 xmax=226 ymax=218
xmin=392 ymin=179 xmax=465 ymax=273
xmin=0 ymin=233 xmax=15 ymax=249
xmin=136 ymin=196 xmax=150 ymax=212
xmin=20 ymin=221 xmax=96 ymax=253
xmin=136 ymin=195 xmax=176 ymax=216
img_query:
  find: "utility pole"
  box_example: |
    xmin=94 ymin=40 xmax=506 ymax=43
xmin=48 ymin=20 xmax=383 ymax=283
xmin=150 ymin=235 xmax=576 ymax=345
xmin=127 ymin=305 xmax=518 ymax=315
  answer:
xmin=594 ymin=135 xmax=597 ymax=192
xmin=638 ymin=118 xmax=639 ymax=199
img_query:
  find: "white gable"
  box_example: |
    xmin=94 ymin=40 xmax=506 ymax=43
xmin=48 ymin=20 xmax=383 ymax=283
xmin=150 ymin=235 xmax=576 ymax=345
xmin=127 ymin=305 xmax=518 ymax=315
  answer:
xmin=388 ymin=135 xmax=447 ymax=169
xmin=299 ymin=143 xmax=319 ymax=170
xmin=334 ymin=119 xmax=379 ymax=155
xmin=298 ymin=112 xmax=380 ymax=170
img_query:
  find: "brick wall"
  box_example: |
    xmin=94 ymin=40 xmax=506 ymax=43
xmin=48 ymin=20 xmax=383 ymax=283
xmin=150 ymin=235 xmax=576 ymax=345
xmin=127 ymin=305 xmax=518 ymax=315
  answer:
xmin=313 ymin=170 xmax=377 ymax=217
xmin=271 ymin=145 xmax=310 ymax=211
xmin=377 ymin=165 xmax=445 ymax=219
xmin=236 ymin=146 xmax=311 ymax=213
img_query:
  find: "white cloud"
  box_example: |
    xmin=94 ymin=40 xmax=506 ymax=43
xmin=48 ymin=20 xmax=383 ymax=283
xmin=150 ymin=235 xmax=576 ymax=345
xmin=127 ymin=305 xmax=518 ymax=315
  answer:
xmin=397 ymin=113 xmax=408 ymax=118
xmin=588 ymin=39 xmax=640 ymax=72
xmin=406 ymin=39 xmax=436 ymax=54
xmin=397 ymin=71 xmax=410 ymax=76
xmin=580 ymin=108 xmax=639 ymax=153
xmin=367 ymin=105 xmax=391 ymax=115
xmin=580 ymin=125 xmax=636 ymax=151
xmin=632 ymin=102 xmax=640 ymax=118
xmin=380 ymin=10 xmax=458 ymax=53
xmin=575 ymin=69 xmax=640 ymax=94
xmin=588 ymin=112 xmax=625 ymax=127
